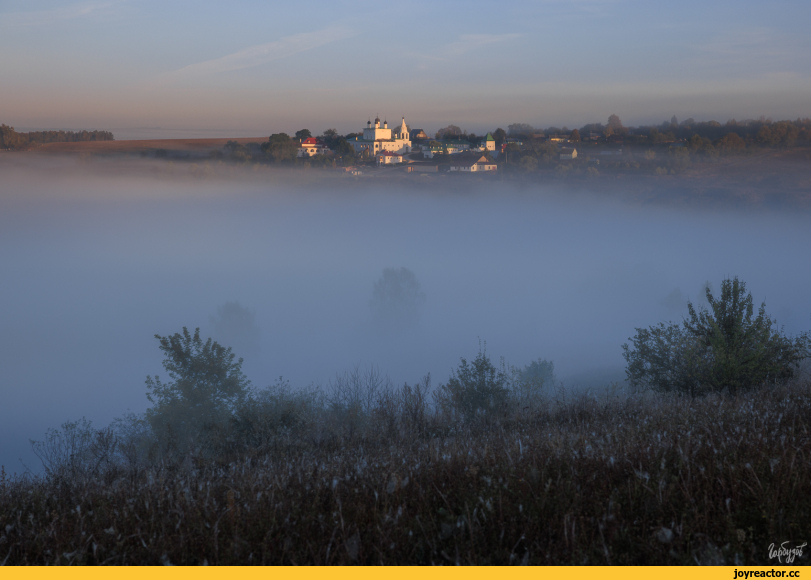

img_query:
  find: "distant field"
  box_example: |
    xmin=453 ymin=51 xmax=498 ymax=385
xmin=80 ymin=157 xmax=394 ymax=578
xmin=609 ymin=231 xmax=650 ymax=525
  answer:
xmin=29 ymin=137 xmax=266 ymax=154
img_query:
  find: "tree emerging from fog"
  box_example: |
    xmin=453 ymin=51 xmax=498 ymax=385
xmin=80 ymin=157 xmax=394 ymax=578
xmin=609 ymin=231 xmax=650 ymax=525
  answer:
xmin=145 ymin=327 xmax=250 ymax=449
xmin=209 ymin=301 xmax=260 ymax=357
xmin=369 ymin=267 xmax=426 ymax=332
xmin=623 ymin=277 xmax=810 ymax=396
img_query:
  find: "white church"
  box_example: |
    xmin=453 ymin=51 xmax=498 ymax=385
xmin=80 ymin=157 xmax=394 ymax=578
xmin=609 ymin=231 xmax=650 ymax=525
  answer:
xmin=348 ymin=116 xmax=412 ymax=157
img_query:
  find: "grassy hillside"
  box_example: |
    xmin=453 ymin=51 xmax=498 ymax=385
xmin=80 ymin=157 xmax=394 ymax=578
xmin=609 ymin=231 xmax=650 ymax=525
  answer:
xmin=2 ymin=379 xmax=809 ymax=565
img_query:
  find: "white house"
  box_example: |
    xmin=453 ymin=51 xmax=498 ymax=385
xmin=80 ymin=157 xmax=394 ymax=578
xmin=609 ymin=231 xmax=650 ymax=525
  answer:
xmin=348 ymin=116 xmax=412 ymax=157
xmin=448 ymin=154 xmax=498 ymax=172
xmin=422 ymin=145 xmax=445 ymax=158
xmin=376 ymin=151 xmax=403 ymax=165
xmin=297 ymin=137 xmax=329 ymax=157
xmin=559 ymin=148 xmax=577 ymax=160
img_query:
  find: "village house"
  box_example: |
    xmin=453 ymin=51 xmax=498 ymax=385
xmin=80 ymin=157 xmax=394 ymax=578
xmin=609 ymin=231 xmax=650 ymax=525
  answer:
xmin=348 ymin=117 xmax=412 ymax=157
xmin=442 ymin=139 xmax=472 ymax=153
xmin=421 ymin=139 xmax=473 ymax=158
xmin=422 ymin=144 xmax=445 ymax=158
xmin=560 ymin=148 xmax=577 ymax=160
xmin=410 ymin=129 xmax=429 ymax=141
xmin=297 ymin=137 xmax=329 ymax=157
xmin=448 ymin=154 xmax=498 ymax=172
xmin=406 ymin=163 xmax=438 ymax=173
xmin=376 ymin=151 xmax=403 ymax=165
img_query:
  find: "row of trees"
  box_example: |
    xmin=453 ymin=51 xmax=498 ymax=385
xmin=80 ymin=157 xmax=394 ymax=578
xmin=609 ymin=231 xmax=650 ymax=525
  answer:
xmin=218 ymin=131 xmax=357 ymax=166
xmin=502 ymin=115 xmax=811 ymax=148
xmin=422 ymin=114 xmax=808 ymax=154
xmin=207 ymin=133 xmax=357 ymax=167
xmin=0 ymin=124 xmax=113 ymax=150
xmin=28 ymin=330 xmax=554 ymax=472
xmin=433 ymin=124 xmax=496 ymax=145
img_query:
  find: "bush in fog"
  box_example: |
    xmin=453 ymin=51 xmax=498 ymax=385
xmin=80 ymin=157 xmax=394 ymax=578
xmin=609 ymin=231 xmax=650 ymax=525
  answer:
xmin=324 ymin=365 xmax=393 ymax=439
xmin=110 ymin=412 xmax=152 ymax=468
xmin=209 ymin=301 xmax=260 ymax=357
xmin=369 ymin=267 xmax=426 ymax=331
xmin=436 ymin=347 xmax=510 ymax=423
xmin=30 ymin=418 xmax=117 ymax=482
xmin=227 ymin=378 xmax=320 ymax=455
xmin=144 ymin=327 xmax=250 ymax=452
xmin=624 ymin=277 xmax=810 ymax=396
xmin=512 ymin=358 xmax=555 ymax=399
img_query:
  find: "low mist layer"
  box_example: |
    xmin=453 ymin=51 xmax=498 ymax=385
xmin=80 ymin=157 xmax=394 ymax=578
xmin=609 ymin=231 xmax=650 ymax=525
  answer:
xmin=1 ymin=158 xmax=810 ymax=473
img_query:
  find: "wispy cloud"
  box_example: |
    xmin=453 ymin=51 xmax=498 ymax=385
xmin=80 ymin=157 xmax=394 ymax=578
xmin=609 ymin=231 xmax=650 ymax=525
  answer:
xmin=443 ymin=33 xmax=521 ymax=57
xmin=167 ymin=26 xmax=357 ymax=80
xmin=697 ymin=28 xmax=799 ymax=66
xmin=407 ymin=33 xmax=521 ymax=67
xmin=0 ymin=1 xmax=120 ymax=27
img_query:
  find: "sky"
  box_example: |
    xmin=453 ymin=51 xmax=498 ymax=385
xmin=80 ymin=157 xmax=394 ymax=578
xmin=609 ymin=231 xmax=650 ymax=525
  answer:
xmin=2 ymin=0 xmax=811 ymax=137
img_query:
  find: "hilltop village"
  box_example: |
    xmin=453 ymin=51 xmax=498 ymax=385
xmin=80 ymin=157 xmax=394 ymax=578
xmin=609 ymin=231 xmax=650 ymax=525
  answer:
xmin=3 ymin=115 xmax=811 ymax=184
xmin=274 ymin=115 xmax=503 ymax=174
xmin=240 ymin=113 xmax=811 ymax=178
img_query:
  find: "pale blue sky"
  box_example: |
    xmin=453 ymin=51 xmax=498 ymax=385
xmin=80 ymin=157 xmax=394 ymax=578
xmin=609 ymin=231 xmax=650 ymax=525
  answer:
xmin=2 ymin=0 xmax=810 ymax=136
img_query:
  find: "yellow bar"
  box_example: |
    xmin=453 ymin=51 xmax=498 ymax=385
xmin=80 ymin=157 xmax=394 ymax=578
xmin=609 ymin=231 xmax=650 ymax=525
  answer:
xmin=4 ymin=566 xmax=807 ymax=580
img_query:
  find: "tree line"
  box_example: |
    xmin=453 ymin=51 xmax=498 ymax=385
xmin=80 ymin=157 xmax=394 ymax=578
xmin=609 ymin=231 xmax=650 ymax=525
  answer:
xmin=0 ymin=124 xmax=114 ymax=150
xmin=211 ymin=130 xmax=360 ymax=167
xmin=501 ymin=115 xmax=811 ymax=148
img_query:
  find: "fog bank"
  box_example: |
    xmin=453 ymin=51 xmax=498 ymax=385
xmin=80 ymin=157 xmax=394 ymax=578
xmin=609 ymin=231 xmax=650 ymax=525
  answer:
xmin=1 ymin=159 xmax=809 ymax=473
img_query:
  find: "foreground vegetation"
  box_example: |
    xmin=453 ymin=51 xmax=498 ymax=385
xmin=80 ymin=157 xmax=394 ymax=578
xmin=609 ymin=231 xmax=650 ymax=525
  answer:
xmin=2 ymin=277 xmax=808 ymax=565
xmin=2 ymin=377 xmax=810 ymax=564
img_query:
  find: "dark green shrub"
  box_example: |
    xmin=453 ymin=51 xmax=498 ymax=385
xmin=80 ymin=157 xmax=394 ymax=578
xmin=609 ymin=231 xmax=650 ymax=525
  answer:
xmin=623 ymin=277 xmax=810 ymax=395
xmin=227 ymin=378 xmax=318 ymax=454
xmin=436 ymin=347 xmax=510 ymax=422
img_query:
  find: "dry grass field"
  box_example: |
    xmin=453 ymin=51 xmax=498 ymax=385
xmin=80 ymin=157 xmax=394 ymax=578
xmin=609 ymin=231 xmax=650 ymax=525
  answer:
xmin=2 ymin=379 xmax=810 ymax=565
